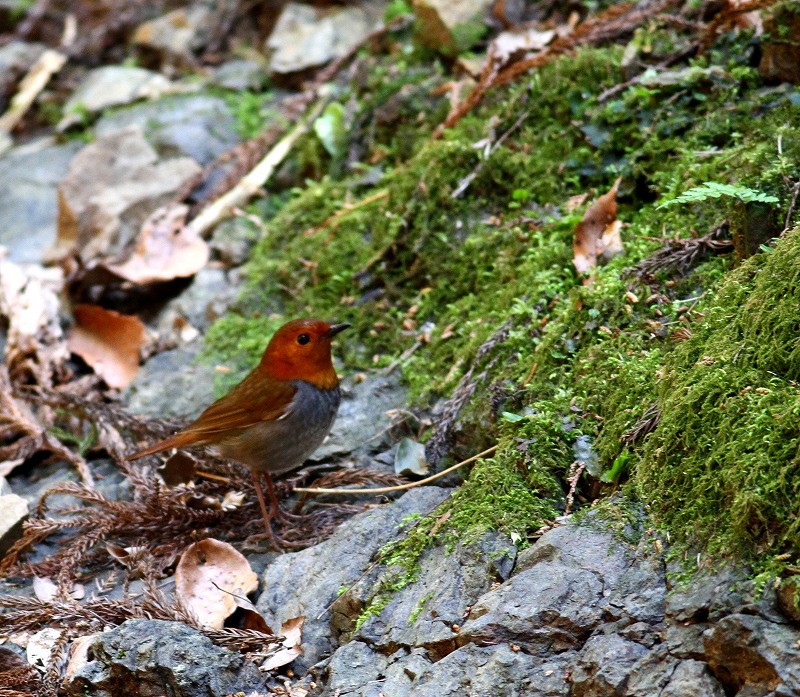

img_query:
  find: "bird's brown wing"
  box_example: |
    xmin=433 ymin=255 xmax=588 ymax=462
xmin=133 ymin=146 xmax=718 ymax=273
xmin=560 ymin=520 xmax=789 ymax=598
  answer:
xmin=128 ymin=371 xmax=297 ymax=460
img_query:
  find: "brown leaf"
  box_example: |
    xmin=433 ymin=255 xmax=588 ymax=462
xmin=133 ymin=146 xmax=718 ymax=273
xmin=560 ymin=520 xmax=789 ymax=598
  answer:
xmin=102 ymin=204 xmax=209 ymax=284
xmin=175 ymin=539 xmax=258 ymax=630
xmin=262 ymin=616 xmax=304 ymax=671
xmin=67 ymin=305 xmax=146 ymax=389
xmin=573 ymin=177 xmax=624 ymax=276
xmin=159 ymin=451 xmax=197 ymax=486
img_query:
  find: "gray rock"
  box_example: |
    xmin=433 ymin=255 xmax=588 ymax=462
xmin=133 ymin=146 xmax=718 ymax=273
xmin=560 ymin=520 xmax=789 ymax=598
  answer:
xmin=310 ymin=643 xmax=571 ymax=697
xmin=0 ymin=139 xmax=83 ymax=263
xmin=152 ymin=266 xmax=238 ymax=339
xmin=664 ymin=621 xmax=708 ymax=660
xmin=210 ymin=216 xmax=260 ymax=267
xmin=212 ymin=59 xmax=268 ymax=91
xmin=313 ymin=374 xmax=407 ymax=460
xmin=459 ymin=521 xmax=665 ymax=655
xmin=625 ymin=647 xmax=725 ymax=697
xmin=413 ymin=0 xmax=492 ymax=55
xmin=256 ymin=487 xmax=451 ymax=672
xmin=0 ymin=41 xmax=46 ymax=100
xmin=309 ymin=641 xmax=389 ymax=697
xmin=665 ymin=566 xmax=784 ymax=624
xmin=571 ymin=634 xmax=649 ymax=696
xmin=65 ymin=619 xmax=264 ymax=697
xmin=50 ymin=126 xmax=201 ymax=263
xmin=131 ymin=4 xmax=214 ymax=61
xmin=412 ymin=644 xmax=572 ymax=697
xmin=266 ymin=3 xmax=384 ymax=75
xmin=0 ymin=494 xmax=28 ymax=556
xmin=352 ymin=532 xmax=516 ymax=656
xmin=123 ymin=342 xmax=217 ymax=420
xmin=703 ymin=613 xmax=800 ymax=696
xmin=61 ymin=66 xmax=175 ymax=125
xmin=95 ymin=94 xmax=239 ymax=165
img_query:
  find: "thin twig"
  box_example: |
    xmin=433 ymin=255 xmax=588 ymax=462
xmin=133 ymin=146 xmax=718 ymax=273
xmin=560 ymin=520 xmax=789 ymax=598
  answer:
xmin=0 ymin=49 xmax=66 ymax=135
xmin=295 ymin=445 xmax=498 ymax=495
xmin=186 ymin=99 xmax=329 ymax=238
xmin=451 ymin=110 xmax=530 ymax=199
xmin=783 ymin=180 xmax=800 ymax=234
xmin=303 ymin=190 xmax=389 ymax=237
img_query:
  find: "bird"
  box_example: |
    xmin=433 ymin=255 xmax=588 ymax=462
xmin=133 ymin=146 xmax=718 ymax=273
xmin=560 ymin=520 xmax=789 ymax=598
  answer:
xmin=128 ymin=318 xmax=350 ymax=545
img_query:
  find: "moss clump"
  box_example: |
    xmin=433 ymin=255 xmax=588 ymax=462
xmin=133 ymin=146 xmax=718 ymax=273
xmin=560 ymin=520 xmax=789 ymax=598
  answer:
xmin=637 ymin=228 xmax=800 ymax=567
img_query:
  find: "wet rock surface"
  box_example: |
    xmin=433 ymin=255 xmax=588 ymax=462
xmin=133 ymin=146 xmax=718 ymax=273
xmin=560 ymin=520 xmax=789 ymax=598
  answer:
xmin=65 ymin=619 xmax=265 ymax=697
xmin=256 ymin=487 xmax=452 ymax=672
xmin=296 ymin=515 xmax=800 ymax=697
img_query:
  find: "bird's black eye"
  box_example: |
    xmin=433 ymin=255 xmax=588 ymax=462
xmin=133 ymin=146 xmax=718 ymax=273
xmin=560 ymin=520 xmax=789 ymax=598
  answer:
xmin=297 ymin=333 xmax=311 ymax=345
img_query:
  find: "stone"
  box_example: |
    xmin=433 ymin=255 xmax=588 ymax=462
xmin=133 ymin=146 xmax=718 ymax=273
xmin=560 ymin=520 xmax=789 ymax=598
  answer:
xmin=151 ymin=266 xmax=238 ymax=339
xmin=665 ymin=566 xmax=783 ymax=624
xmin=61 ymin=66 xmax=175 ymax=126
xmin=413 ymin=644 xmax=571 ymax=697
xmin=0 ymin=139 xmax=83 ymax=264
xmin=776 ymin=579 xmax=800 ymax=624
xmin=255 ymin=487 xmax=451 ymax=672
xmin=49 ymin=126 xmax=201 ymax=263
xmin=459 ymin=521 xmax=665 ymax=655
xmin=626 ymin=647 xmax=725 ymax=697
xmin=310 ymin=643 xmax=572 ymax=697
xmin=309 ymin=641 xmax=389 ymax=697
xmin=132 ymin=5 xmax=213 ymax=62
xmin=95 ymin=94 xmax=239 ymax=166
xmin=0 ymin=40 xmax=46 ymax=102
xmin=703 ymin=613 xmax=800 ymax=696
xmin=412 ymin=0 xmax=491 ymax=56
xmin=212 ymin=59 xmax=268 ymax=91
xmin=571 ymin=634 xmax=648 ymax=696
xmin=0 ymin=493 xmax=28 ymax=556
xmin=64 ymin=619 xmax=264 ymax=697
xmin=266 ymin=3 xmax=384 ymax=75
xmin=351 ymin=532 xmax=515 ymax=656
xmin=209 ymin=216 xmax=260 ymax=267
xmin=123 ymin=342 xmax=217 ymax=421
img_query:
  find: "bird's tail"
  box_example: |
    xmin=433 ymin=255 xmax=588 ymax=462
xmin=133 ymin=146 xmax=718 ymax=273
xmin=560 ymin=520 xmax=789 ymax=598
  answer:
xmin=127 ymin=432 xmax=199 ymax=461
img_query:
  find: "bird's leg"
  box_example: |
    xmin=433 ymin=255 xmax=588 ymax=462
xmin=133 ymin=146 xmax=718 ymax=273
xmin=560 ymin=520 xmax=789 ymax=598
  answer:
xmin=251 ymin=471 xmax=281 ymax=550
xmin=263 ymin=473 xmax=281 ymax=519
xmin=264 ymin=473 xmax=305 ymax=523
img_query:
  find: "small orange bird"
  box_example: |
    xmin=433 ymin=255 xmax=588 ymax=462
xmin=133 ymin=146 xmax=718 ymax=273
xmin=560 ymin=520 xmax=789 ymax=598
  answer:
xmin=128 ymin=318 xmax=350 ymax=542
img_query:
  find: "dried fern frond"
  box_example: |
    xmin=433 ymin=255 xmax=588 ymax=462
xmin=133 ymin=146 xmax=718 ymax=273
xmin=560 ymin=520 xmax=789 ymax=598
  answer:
xmin=629 ymin=224 xmax=733 ymax=281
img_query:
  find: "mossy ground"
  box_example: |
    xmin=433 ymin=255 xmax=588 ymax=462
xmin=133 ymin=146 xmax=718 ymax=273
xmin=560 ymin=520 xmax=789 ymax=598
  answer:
xmin=204 ymin=11 xmax=800 ymax=582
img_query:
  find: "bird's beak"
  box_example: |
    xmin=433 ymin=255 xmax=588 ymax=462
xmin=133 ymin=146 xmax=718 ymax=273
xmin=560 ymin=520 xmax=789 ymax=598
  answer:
xmin=326 ymin=323 xmax=351 ymax=337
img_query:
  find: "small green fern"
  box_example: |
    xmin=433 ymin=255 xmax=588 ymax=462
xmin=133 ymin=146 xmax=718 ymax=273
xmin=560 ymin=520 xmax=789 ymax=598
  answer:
xmin=657 ymin=181 xmax=779 ymax=210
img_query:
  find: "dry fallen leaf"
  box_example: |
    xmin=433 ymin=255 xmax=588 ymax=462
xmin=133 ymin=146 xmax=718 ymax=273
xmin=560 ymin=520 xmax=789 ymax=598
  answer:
xmin=63 ymin=634 xmax=98 ymax=680
xmin=67 ymin=304 xmax=146 ymax=389
xmin=573 ymin=176 xmax=624 ymax=278
xmin=262 ymin=616 xmax=304 ymax=671
xmin=103 ymin=204 xmax=209 ymax=284
xmin=175 ymin=538 xmax=258 ymax=630
xmin=159 ymin=451 xmax=197 ymax=486
xmin=26 ymin=628 xmax=62 ymax=668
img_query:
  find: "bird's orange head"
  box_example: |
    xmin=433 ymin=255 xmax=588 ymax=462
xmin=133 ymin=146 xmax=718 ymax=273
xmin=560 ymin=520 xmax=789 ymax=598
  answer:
xmin=258 ymin=318 xmax=350 ymax=389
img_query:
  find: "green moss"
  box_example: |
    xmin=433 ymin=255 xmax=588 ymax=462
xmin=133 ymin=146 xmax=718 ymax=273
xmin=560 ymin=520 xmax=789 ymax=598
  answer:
xmin=636 ymin=228 xmax=800 ymax=569
xmin=408 ymin=591 xmax=434 ymax=624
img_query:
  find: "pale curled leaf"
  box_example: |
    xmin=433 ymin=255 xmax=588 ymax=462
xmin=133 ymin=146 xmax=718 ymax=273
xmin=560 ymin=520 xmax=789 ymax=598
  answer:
xmin=102 ymin=204 xmax=209 ymax=284
xmin=262 ymin=616 xmax=304 ymax=671
xmin=67 ymin=305 xmax=146 ymax=389
xmin=175 ymin=539 xmax=258 ymax=630
xmin=573 ymin=177 xmax=624 ymax=276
